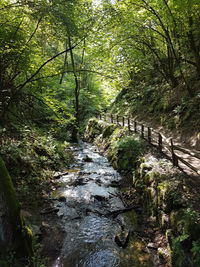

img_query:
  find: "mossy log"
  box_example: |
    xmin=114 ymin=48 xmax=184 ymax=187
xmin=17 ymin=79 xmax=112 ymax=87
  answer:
xmin=0 ymin=157 xmax=33 ymax=259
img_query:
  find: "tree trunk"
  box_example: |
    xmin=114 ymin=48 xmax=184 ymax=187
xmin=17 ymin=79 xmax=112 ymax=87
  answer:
xmin=0 ymin=157 xmax=33 ymax=261
xmin=188 ymin=16 xmax=200 ymax=76
xmin=68 ymin=36 xmax=80 ymax=142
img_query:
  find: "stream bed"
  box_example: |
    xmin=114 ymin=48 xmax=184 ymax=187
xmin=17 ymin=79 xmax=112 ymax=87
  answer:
xmin=50 ymin=142 xmax=156 ymax=267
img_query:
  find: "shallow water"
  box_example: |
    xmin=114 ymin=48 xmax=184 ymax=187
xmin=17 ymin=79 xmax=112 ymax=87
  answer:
xmin=51 ymin=142 xmax=153 ymax=267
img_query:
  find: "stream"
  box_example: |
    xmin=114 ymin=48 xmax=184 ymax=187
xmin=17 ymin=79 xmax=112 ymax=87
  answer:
xmin=51 ymin=142 xmax=155 ymax=267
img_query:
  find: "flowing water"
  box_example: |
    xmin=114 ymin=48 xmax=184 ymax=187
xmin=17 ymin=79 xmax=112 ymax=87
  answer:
xmin=51 ymin=142 xmax=154 ymax=267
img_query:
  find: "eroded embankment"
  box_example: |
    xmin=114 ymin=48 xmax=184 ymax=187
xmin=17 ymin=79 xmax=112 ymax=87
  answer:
xmin=85 ymin=118 xmax=200 ymax=267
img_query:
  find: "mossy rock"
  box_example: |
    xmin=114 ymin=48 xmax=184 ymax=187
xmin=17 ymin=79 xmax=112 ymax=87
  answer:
xmin=144 ymin=171 xmax=160 ymax=185
xmin=85 ymin=118 xmax=104 ymax=141
xmin=139 ymin=162 xmax=153 ymax=179
xmin=0 ymin=157 xmax=33 ymax=258
xmin=107 ymin=135 xmax=145 ymax=173
xmin=102 ymin=124 xmax=117 ymax=139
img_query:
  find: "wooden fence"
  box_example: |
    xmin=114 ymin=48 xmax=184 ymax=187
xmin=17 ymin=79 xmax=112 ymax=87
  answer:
xmin=98 ymin=113 xmax=200 ymax=175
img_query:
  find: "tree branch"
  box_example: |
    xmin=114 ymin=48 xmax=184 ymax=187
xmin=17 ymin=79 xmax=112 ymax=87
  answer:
xmin=16 ymin=41 xmax=81 ymax=91
xmin=29 ymin=69 xmax=115 ymax=82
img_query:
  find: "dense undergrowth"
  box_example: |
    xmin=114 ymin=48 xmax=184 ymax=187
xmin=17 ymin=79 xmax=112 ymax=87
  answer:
xmin=86 ymin=118 xmax=200 ymax=267
xmin=0 ymin=123 xmax=73 ymax=207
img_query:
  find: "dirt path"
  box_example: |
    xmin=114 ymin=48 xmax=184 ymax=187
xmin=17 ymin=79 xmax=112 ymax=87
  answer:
xmin=101 ymin=115 xmax=200 ymax=177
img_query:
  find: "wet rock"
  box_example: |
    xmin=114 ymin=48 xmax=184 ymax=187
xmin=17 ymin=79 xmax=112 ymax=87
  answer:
xmin=114 ymin=230 xmax=130 ymax=248
xmin=73 ymin=178 xmax=87 ymax=186
xmin=85 ymin=208 xmax=93 ymax=214
xmin=96 ymin=178 xmax=102 ymax=185
xmin=56 ymin=203 xmax=63 ymax=207
xmin=79 ymin=171 xmax=92 ymax=175
xmin=94 ymin=195 xmax=107 ymax=202
xmin=58 ymin=196 xmax=66 ymax=202
xmin=83 ymin=155 xmax=93 ymax=162
xmin=40 ymin=207 xmax=59 ymax=215
xmin=71 ymin=216 xmax=82 ymax=220
xmin=40 ymin=222 xmax=51 ymax=234
xmin=54 ymin=171 xmax=69 ymax=179
xmin=110 ymin=180 xmax=120 ymax=187
xmin=58 ymin=212 xmax=64 ymax=218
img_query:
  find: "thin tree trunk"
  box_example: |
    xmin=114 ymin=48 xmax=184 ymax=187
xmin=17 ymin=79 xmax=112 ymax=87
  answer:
xmin=188 ymin=16 xmax=200 ymax=76
xmin=68 ymin=36 xmax=80 ymax=141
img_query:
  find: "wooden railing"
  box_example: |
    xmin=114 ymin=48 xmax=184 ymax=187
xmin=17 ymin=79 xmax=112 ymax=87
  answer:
xmin=98 ymin=113 xmax=200 ymax=175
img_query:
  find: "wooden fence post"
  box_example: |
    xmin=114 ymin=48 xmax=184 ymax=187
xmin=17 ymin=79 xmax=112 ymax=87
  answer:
xmin=158 ymin=133 xmax=162 ymax=153
xmin=141 ymin=124 xmax=144 ymax=138
xmin=128 ymin=118 xmax=130 ymax=131
xmin=117 ymin=115 xmax=119 ymax=125
xmin=170 ymin=138 xmax=179 ymax=167
xmin=111 ymin=114 xmax=113 ymax=123
xmin=148 ymin=127 xmax=151 ymax=143
xmin=134 ymin=121 xmax=137 ymax=133
xmin=122 ymin=116 xmax=125 ymax=127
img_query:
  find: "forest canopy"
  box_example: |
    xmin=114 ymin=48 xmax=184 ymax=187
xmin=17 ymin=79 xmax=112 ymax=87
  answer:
xmin=0 ymin=0 xmax=199 ymax=133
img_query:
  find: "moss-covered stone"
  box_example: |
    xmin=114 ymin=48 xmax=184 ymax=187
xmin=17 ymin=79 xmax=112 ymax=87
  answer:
xmin=102 ymin=123 xmax=117 ymax=139
xmin=85 ymin=118 xmax=104 ymax=141
xmin=0 ymin=157 xmax=33 ymax=260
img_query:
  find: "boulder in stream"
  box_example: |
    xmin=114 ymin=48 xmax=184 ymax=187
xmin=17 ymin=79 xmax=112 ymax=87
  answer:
xmin=83 ymin=155 xmax=93 ymax=162
xmin=94 ymin=195 xmax=107 ymax=202
xmin=58 ymin=196 xmax=67 ymax=202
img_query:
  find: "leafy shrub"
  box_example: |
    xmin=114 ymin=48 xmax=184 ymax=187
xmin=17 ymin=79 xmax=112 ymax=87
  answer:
xmin=171 ymin=209 xmax=200 ymax=267
xmin=191 ymin=240 xmax=200 ymax=267
xmin=172 ymin=233 xmax=191 ymax=267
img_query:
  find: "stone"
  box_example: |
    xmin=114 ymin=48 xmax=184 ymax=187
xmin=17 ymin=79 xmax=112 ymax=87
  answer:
xmin=58 ymin=196 xmax=66 ymax=202
xmin=54 ymin=171 xmax=69 ymax=179
xmin=94 ymin=195 xmax=107 ymax=202
xmin=83 ymin=155 xmax=93 ymax=162
xmin=147 ymin=242 xmax=157 ymax=250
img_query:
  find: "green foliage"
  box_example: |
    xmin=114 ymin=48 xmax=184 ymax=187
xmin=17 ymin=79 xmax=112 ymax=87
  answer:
xmin=191 ymin=240 xmax=200 ymax=267
xmin=172 ymin=233 xmax=191 ymax=267
xmin=0 ymin=125 xmax=72 ymax=203
xmin=171 ymin=208 xmax=200 ymax=267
